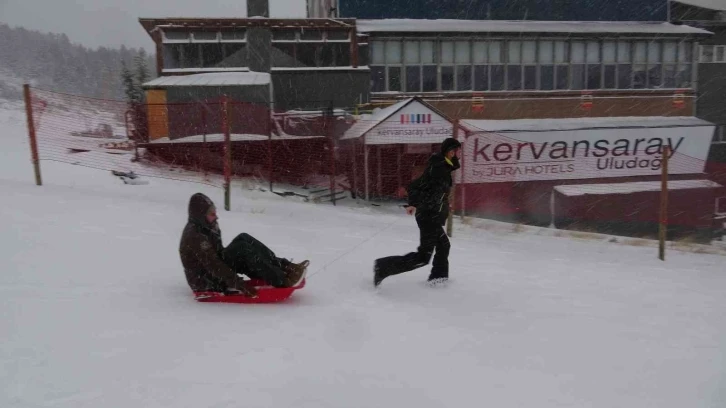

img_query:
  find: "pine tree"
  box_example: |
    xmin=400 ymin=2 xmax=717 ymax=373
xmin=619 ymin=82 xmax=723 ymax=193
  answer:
xmin=133 ymin=48 xmax=149 ymax=103
xmin=121 ymin=60 xmax=136 ymax=102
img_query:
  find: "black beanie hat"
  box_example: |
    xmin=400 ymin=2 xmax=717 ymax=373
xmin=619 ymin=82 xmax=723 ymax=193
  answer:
xmin=441 ymin=137 xmax=462 ymax=154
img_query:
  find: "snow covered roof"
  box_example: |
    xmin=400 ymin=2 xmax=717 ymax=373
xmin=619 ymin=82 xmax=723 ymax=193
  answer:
xmin=339 ymin=98 xmax=415 ymax=141
xmin=461 ymin=116 xmax=715 ymax=133
xmin=554 ymin=179 xmax=724 ymax=197
xmin=357 ymin=19 xmax=712 ymax=35
xmin=341 ymin=97 xmax=455 ymax=145
xmin=148 ymin=132 xmax=324 ymax=144
xmin=142 ymin=72 xmax=271 ymax=88
xmin=673 ymin=0 xmax=726 ymax=11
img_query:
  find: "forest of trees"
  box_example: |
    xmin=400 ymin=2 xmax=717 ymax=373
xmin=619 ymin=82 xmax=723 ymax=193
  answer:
xmin=0 ymin=23 xmax=156 ymax=101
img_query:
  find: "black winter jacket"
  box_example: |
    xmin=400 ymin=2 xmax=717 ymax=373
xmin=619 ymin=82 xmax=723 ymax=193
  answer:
xmin=179 ymin=193 xmax=240 ymax=292
xmin=407 ymin=153 xmax=461 ymax=222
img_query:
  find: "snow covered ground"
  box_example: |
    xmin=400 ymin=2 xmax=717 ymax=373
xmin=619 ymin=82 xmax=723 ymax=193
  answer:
xmin=2 ymin=104 xmax=726 ymax=408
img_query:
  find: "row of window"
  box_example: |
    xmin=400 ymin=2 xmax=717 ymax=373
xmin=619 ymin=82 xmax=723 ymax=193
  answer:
xmin=162 ymin=43 xmax=352 ymax=70
xmin=370 ymin=39 xmax=694 ymax=66
xmin=162 ymin=29 xmax=350 ymax=43
xmin=700 ymin=45 xmax=726 ymax=63
xmin=369 ymin=39 xmax=695 ymax=92
xmin=371 ymin=64 xmax=692 ymax=93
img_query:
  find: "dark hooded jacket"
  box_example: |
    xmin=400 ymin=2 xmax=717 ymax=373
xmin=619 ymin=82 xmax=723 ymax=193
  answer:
xmin=407 ymin=138 xmax=461 ymax=223
xmin=179 ymin=193 xmax=240 ymax=292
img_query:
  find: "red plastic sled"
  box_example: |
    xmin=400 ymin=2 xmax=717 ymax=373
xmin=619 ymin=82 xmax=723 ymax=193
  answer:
xmin=193 ymin=279 xmax=306 ymax=304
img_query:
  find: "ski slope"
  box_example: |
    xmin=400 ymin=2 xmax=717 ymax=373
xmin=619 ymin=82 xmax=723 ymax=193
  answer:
xmin=1 ymin=104 xmax=725 ymax=408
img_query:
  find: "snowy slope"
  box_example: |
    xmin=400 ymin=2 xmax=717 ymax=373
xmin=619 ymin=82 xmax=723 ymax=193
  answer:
xmin=1 ymin=104 xmax=726 ymax=408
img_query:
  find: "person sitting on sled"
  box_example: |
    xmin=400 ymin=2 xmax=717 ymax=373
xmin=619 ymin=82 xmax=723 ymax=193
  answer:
xmin=179 ymin=193 xmax=309 ymax=298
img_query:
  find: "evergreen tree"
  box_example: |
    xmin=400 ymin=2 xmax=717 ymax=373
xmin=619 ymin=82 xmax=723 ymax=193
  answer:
xmin=121 ymin=60 xmax=136 ymax=103
xmin=134 ymin=48 xmax=149 ymax=103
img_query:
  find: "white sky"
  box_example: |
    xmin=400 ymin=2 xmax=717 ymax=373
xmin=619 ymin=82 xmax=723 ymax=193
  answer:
xmin=0 ymin=0 xmax=307 ymax=51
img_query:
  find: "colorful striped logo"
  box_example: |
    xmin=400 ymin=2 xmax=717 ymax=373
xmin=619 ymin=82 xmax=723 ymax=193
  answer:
xmin=400 ymin=113 xmax=432 ymax=124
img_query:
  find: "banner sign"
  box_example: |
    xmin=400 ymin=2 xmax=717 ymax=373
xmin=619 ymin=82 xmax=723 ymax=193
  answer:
xmin=459 ymin=125 xmax=713 ymax=183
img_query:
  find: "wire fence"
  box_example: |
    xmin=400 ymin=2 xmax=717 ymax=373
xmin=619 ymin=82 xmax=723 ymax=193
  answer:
xmin=22 ymin=85 xmax=726 ymax=245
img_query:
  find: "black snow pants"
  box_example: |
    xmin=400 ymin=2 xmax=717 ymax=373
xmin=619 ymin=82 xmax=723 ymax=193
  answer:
xmin=222 ymin=233 xmax=291 ymax=288
xmin=375 ymin=211 xmax=451 ymax=281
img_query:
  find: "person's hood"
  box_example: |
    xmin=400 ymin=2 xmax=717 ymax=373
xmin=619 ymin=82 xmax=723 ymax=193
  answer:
xmin=440 ymin=137 xmax=462 ymax=155
xmin=429 ymin=152 xmax=461 ymax=170
xmin=188 ymin=193 xmax=216 ymax=226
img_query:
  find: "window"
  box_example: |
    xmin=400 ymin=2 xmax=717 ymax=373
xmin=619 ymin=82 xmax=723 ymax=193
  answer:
xmin=663 ymin=41 xmax=677 ymax=88
xmin=522 ymin=41 xmax=537 ymax=90
xmin=456 ymin=66 xmax=472 ymax=91
xmin=326 ymin=30 xmax=349 ymax=41
xmin=490 ymin=41 xmax=504 ymax=91
xmin=389 ymin=67 xmax=402 ymax=91
xmin=192 ymin=31 xmax=218 ymax=42
xmin=406 ymin=66 xmax=421 ymax=92
xmin=421 ymin=41 xmax=435 ymax=64
xmin=272 ymin=30 xmax=296 ymax=41
xmin=455 ymin=41 xmax=471 ymax=90
xmin=163 ymin=31 xmax=189 ymax=41
xmin=201 ymin=44 xmax=224 ymax=67
xmin=404 ymin=41 xmax=419 ymax=65
xmin=386 ymin=41 xmax=402 ymax=64
xmin=507 ymin=41 xmax=522 ymax=90
xmin=617 ymin=41 xmax=632 ymax=89
xmin=441 ymin=41 xmax=454 ymax=64
xmin=473 ymin=41 xmax=488 ymax=91
xmin=474 ymin=65 xmax=489 ymax=91
xmin=221 ymin=31 xmax=246 ymax=41
xmin=296 ymin=44 xmax=322 ymax=67
xmin=183 ymin=44 xmax=201 ymax=68
xmin=300 ymin=29 xmax=323 ymax=41
xmin=586 ymin=41 xmax=601 ymax=89
xmin=277 ymin=39 xmax=350 ymax=68
xmin=678 ymin=41 xmax=692 ymax=88
xmin=359 ymin=43 xmax=370 ymax=66
xmin=700 ymin=45 xmax=726 ymax=63
xmin=647 ymin=41 xmax=662 ymax=88
xmin=602 ymin=41 xmax=616 ymax=89
xmin=554 ymin=41 xmax=569 ymax=90
xmin=272 ymin=43 xmax=296 ymax=67
xmin=371 ymin=66 xmax=385 ymax=92
xmin=219 ymin=44 xmax=247 ymax=67
xmin=571 ymin=41 xmax=585 ymax=90
xmin=371 ymin=41 xmax=385 ymax=64
xmin=441 ymin=41 xmax=455 ymax=91
xmin=539 ymin=41 xmax=554 ymax=90
xmin=441 ymin=66 xmax=455 ymax=91
xmin=404 ymin=41 xmax=421 ymax=92
xmin=163 ymin=44 xmax=183 ymax=69
xmin=633 ymin=41 xmax=647 ymax=89
xmin=422 ymin=65 xmax=437 ymax=91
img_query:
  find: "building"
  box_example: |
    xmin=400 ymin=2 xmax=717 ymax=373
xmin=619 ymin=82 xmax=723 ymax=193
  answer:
xmin=139 ymin=0 xmax=369 ymax=115
xmin=671 ymin=0 xmax=726 ymax=158
xmin=309 ymin=0 xmax=669 ymax=21
xmin=356 ymin=19 xmax=708 ymax=120
xmin=309 ymin=0 xmax=726 ymax=239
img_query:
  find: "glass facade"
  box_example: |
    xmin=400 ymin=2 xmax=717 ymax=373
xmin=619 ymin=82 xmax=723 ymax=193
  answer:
xmin=369 ymin=38 xmax=695 ymax=93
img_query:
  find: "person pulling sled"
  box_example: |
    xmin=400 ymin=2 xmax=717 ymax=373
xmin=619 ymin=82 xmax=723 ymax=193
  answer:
xmin=179 ymin=193 xmax=309 ymax=298
xmin=373 ymin=137 xmax=462 ymax=288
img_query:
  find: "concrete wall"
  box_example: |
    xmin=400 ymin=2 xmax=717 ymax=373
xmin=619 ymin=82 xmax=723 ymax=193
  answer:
xmin=272 ymin=69 xmax=370 ymax=111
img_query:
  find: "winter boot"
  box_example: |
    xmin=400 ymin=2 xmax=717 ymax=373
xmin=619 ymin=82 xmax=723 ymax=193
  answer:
xmin=285 ymin=260 xmax=309 ymax=287
xmin=426 ymin=277 xmax=449 ymax=287
xmin=373 ymin=259 xmax=386 ymax=287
